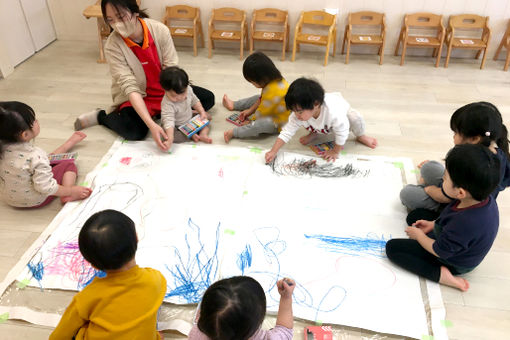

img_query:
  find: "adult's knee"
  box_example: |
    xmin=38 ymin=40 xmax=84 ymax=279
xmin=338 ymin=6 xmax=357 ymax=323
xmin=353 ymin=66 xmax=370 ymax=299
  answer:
xmin=121 ymin=127 xmax=148 ymax=141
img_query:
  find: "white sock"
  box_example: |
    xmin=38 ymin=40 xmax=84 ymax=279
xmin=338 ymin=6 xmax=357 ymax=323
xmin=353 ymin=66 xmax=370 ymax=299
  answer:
xmin=74 ymin=109 xmax=100 ymax=131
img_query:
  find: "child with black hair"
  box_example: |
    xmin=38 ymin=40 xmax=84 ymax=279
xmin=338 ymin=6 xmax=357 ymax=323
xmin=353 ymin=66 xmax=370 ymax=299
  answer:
xmin=223 ymin=51 xmax=291 ymax=143
xmin=0 ymin=101 xmax=91 ymax=208
xmin=265 ymin=77 xmax=377 ymax=163
xmin=386 ymin=144 xmax=501 ymax=291
xmin=400 ymin=101 xmax=510 ymax=224
xmin=159 ymin=66 xmax=212 ymax=151
xmin=50 ymin=209 xmax=167 ymax=340
xmin=189 ymin=276 xmax=295 ymax=340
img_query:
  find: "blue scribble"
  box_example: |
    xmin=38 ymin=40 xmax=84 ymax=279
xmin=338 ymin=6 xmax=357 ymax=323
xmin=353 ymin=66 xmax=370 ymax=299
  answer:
xmin=165 ymin=218 xmax=220 ymax=303
xmin=236 ymin=245 xmax=252 ymax=275
xmin=304 ymin=232 xmax=389 ymax=258
xmin=79 ymin=268 xmax=106 ymax=289
xmin=27 ymin=259 xmax=44 ymax=289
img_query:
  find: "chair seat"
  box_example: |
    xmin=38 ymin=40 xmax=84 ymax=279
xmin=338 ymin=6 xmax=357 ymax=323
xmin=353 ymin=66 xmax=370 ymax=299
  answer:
xmin=211 ymin=30 xmax=242 ymax=40
xmin=350 ymin=34 xmax=383 ymax=44
xmin=406 ymin=36 xmax=441 ymax=46
xmin=451 ymin=37 xmax=486 ymax=48
xmin=296 ymin=33 xmax=328 ymax=45
xmin=170 ymin=27 xmax=194 ymax=37
xmin=252 ymin=31 xmax=284 ymax=41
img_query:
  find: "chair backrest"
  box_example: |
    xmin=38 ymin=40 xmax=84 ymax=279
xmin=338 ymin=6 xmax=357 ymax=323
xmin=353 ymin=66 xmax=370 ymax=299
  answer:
xmin=349 ymin=11 xmax=384 ymax=26
xmin=212 ymin=7 xmax=245 ymax=22
xmin=449 ymin=14 xmax=488 ymax=29
xmin=302 ymin=10 xmax=336 ymax=27
xmin=165 ymin=5 xmax=198 ymax=20
xmin=253 ymin=8 xmax=287 ymax=23
xmin=405 ymin=13 xmax=442 ymax=28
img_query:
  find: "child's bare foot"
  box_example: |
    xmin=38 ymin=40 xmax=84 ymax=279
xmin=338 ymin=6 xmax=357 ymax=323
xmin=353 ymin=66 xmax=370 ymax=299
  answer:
xmin=60 ymin=196 xmax=72 ymax=204
xmin=439 ymin=266 xmax=470 ymax=292
xmin=191 ymin=134 xmax=200 ymax=142
xmin=299 ymin=133 xmax=318 ymax=145
xmin=74 ymin=108 xmax=101 ymax=131
xmin=222 ymin=94 xmax=234 ymax=111
xmin=200 ymin=135 xmax=213 ymax=144
xmin=356 ymin=135 xmax=378 ymax=149
xmin=224 ymin=129 xmax=234 ymax=143
xmin=52 ymin=132 xmax=88 ymax=154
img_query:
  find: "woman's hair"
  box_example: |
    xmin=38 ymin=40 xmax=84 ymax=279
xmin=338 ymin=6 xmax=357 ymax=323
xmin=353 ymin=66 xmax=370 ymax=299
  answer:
xmin=198 ymin=276 xmax=266 ymax=340
xmin=450 ymin=101 xmax=509 ymax=159
xmin=285 ymin=77 xmax=325 ymax=111
xmin=242 ymin=51 xmax=282 ymax=87
xmin=159 ymin=66 xmax=189 ymax=94
xmin=445 ymin=144 xmax=501 ymax=201
xmin=0 ymin=101 xmax=36 ymax=158
xmin=79 ymin=209 xmax=137 ymax=271
xmin=101 ymin=0 xmax=149 ymax=23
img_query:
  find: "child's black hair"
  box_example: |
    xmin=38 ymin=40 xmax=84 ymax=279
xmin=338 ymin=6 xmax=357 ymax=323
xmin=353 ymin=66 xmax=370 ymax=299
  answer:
xmin=285 ymin=77 xmax=325 ymax=111
xmin=242 ymin=51 xmax=282 ymax=88
xmin=450 ymin=102 xmax=509 ymax=159
xmin=0 ymin=101 xmax=36 ymax=158
xmin=159 ymin=66 xmax=189 ymax=94
xmin=198 ymin=276 xmax=266 ymax=340
xmin=445 ymin=144 xmax=501 ymax=201
xmin=79 ymin=209 xmax=137 ymax=271
xmin=101 ymin=0 xmax=149 ymax=24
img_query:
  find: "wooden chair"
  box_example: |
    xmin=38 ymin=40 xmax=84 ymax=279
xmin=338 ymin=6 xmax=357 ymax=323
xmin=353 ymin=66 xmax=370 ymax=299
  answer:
xmin=444 ymin=14 xmax=491 ymax=69
xmin=208 ymin=8 xmax=247 ymax=60
xmin=493 ymin=19 xmax=510 ymax=71
xmin=394 ymin=13 xmax=445 ymax=67
xmin=249 ymin=8 xmax=289 ymax=61
xmin=292 ymin=10 xmax=337 ymax=66
xmin=341 ymin=11 xmax=386 ymax=65
xmin=162 ymin=5 xmax=204 ymax=57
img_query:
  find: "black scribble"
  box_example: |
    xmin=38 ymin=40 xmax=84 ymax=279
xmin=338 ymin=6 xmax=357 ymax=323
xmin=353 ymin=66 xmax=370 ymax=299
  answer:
xmin=268 ymin=156 xmax=369 ymax=178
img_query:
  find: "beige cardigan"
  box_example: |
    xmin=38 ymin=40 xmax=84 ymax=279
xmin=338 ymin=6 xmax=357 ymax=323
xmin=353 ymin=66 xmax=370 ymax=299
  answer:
xmin=104 ymin=18 xmax=178 ymax=113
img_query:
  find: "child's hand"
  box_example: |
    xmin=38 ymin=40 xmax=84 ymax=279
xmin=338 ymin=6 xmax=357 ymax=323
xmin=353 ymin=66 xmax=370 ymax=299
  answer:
xmin=200 ymin=112 xmax=209 ymax=121
xmin=405 ymin=226 xmax=425 ymax=240
xmin=265 ymin=150 xmax=277 ymax=163
xmin=277 ymin=278 xmax=295 ymax=299
xmin=162 ymin=137 xmax=173 ymax=151
xmin=70 ymin=186 xmax=92 ymax=201
xmin=321 ymin=149 xmax=339 ymax=162
xmin=412 ymin=220 xmax=434 ymax=233
xmin=239 ymin=110 xmax=250 ymax=121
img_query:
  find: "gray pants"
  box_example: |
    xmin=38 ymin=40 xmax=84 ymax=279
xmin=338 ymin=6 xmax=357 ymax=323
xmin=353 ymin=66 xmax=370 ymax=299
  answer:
xmin=173 ymin=130 xmax=192 ymax=143
xmin=400 ymin=160 xmax=445 ymax=211
xmin=233 ymin=117 xmax=279 ymax=138
xmin=233 ymin=95 xmax=366 ymax=137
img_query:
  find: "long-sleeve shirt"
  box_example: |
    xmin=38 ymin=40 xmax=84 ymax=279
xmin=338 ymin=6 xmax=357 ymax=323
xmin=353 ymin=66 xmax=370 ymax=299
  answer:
xmin=188 ymin=324 xmax=293 ymax=340
xmin=278 ymin=92 xmax=350 ymax=145
xmin=161 ymin=85 xmax=200 ymax=130
xmin=0 ymin=142 xmax=58 ymax=207
xmin=255 ymin=79 xmax=291 ymax=129
xmin=49 ymin=265 xmax=167 ymax=340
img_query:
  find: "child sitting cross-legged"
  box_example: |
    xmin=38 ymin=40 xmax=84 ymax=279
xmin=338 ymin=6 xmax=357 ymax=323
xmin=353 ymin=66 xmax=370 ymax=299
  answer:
xmin=49 ymin=210 xmax=167 ymax=340
xmin=189 ymin=276 xmax=295 ymax=340
xmin=386 ymin=144 xmax=501 ymax=291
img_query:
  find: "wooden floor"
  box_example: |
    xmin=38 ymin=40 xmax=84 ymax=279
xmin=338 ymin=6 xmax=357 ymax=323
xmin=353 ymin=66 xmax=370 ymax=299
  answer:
xmin=0 ymin=41 xmax=509 ymax=339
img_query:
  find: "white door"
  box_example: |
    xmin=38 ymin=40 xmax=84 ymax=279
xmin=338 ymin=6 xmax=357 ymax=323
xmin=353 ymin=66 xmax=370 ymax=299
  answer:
xmin=0 ymin=0 xmax=35 ymax=66
xmin=20 ymin=0 xmax=56 ymax=51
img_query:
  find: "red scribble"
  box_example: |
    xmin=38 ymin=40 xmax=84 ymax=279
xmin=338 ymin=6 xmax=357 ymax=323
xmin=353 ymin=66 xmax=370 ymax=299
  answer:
xmin=218 ymin=168 xmax=224 ymax=178
xmin=120 ymin=157 xmax=132 ymax=165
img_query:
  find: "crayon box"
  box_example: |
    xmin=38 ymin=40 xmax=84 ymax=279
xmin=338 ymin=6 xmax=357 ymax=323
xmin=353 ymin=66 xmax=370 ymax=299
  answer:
xmin=178 ymin=115 xmax=210 ymax=138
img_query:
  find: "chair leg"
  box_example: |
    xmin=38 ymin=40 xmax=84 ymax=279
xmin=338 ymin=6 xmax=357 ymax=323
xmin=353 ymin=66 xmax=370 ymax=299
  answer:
xmin=504 ymin=50 xmax=510 ymax=71
xmin=475 ymin=49 xmax=482 ymax=59
xmin=332 ymin=30 xmax=337 ymax=57
xmin=208 ymin=38 xmax=213 ymax=58
xmin=249 ymin=37 xmax=253 ymax=55
xmin=494 ymin=41 xmax=504 ymax=60
xmin=432 ymin=48 xmax=437 ymax=57
xmin=435 ymin=43 xmax=444 ymax=68
xmin=281 ymin=39 xmax=286 ymax=61
xmin=345 ymin=40 xmax=351 ymax=64
xmin=400 ymin=43 xmax=407 ymax=66
xmin=394 ymin=36 xmax=401 ymax=56
xmin=240 ymin=35 xmax=244 ymax=60
xmin=324 ymin=40 xmax=331 ymax=66
xmin=193 ymin=32 xmax=198 ymax=57
xmin=292 ymin=37 xmax=297 ymax=62
xmin=445 ymin=44 xmax=453 ymax=68
xmin=480 ymin=48 xmax=488 ymax=69
xmin=379 ymin=42 xmax=385 ymax=65
xmin=341 ymin=31 xmax=347 ymax=54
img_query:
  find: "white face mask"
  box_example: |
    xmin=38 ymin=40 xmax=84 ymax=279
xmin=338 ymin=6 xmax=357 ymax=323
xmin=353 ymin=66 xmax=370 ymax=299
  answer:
xmin=111 ymin=15 xmax=138 ymax=38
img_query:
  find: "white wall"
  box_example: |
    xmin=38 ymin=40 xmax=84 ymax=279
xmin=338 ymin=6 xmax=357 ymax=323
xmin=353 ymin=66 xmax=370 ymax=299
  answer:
xmin=43 ymin=0 xmax=510 ymax=59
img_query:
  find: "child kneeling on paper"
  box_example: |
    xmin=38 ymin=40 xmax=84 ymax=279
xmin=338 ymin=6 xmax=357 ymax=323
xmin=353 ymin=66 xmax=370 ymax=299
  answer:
xmin=386 ymin=144 xmax=500 ymax=291
xmin=50 ymin=210 xmax=167 ymax=340
xmin=159 ymin=66 xmax=212 ymax=151
xmin=265 ymin=78 xmax=377 ymax=163
xmin=189 ymin=276 xmax=295 ymax=340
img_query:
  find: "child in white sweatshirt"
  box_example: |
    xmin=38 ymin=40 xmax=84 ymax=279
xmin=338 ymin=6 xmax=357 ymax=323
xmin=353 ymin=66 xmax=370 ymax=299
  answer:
xmin=265 ymin=78 xmax=377 ymax=163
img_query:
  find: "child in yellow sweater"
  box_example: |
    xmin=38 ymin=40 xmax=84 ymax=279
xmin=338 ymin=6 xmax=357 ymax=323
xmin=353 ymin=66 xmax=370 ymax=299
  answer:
xmin=49 ymin=210 xmax=167 ymax=340
xmin=223 ymin=51 xmax=291 ymax=143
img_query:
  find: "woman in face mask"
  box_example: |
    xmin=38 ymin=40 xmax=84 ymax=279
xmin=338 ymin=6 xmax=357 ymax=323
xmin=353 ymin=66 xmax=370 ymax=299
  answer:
xmin=74 ymin=0 xmax=215 ymax=150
